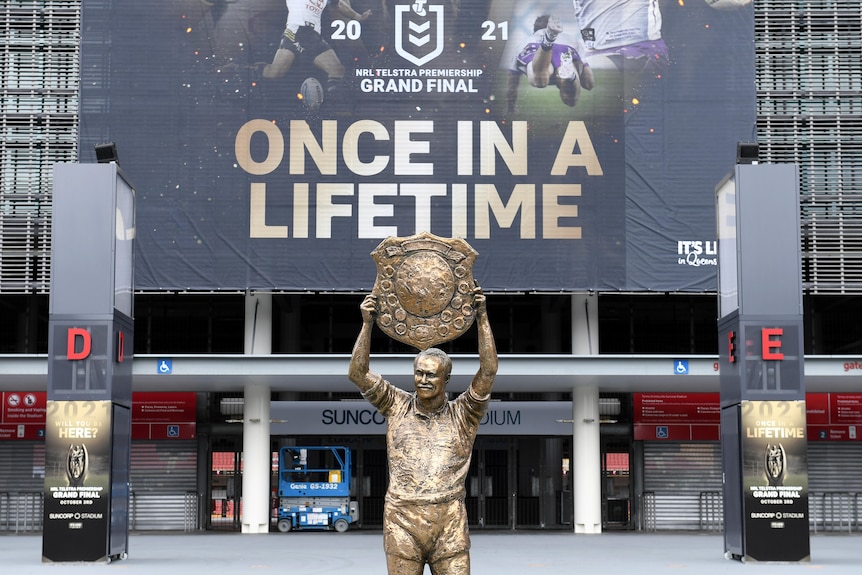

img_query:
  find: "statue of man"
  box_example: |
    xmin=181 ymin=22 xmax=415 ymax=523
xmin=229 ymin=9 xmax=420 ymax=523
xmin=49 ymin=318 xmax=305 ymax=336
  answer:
xmin=348 ymin=286 xmax=498 ymax=575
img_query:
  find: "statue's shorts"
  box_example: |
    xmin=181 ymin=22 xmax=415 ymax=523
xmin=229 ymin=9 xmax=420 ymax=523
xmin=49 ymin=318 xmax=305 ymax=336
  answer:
xmin=383 ymin=496 xmax=469 ymax=563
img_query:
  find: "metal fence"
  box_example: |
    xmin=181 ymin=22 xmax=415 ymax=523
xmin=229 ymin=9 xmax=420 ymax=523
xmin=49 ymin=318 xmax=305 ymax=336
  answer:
xmin=810 ymin=491 xmax=859 ymax=533
xmin=0 ymin=491 xmax=43 ymax=533
xmin=698 ymin=491 xmax=723 ymax=532
xmin=5 ymin=488 xmax=857 ymax=534
xmin=1 ymin=491 xmax=200 ymax=533
xmin=641 ymin=490 xmax=862 ymax=534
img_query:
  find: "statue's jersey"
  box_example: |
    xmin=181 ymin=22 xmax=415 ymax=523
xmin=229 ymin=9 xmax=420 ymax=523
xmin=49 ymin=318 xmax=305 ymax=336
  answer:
xmin=362 ymin=375 xmax=489 ymax=503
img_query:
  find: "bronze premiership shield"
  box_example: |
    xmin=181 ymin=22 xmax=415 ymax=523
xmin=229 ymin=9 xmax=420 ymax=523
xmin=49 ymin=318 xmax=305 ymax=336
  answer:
xmin=371 ymin=232 xmax=478 ymax=350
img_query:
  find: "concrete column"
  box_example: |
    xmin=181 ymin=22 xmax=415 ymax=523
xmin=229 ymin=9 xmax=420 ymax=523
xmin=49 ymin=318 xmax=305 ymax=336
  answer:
xmin=573 ymin=384 xmax=601 ymax=534
xmin=242 ymin=292 xmax=272 ymax=534
xmin=241 ymin=383 xmax=271 ymax=533
xmin=571 ymin=294 xmax=601 ymax=533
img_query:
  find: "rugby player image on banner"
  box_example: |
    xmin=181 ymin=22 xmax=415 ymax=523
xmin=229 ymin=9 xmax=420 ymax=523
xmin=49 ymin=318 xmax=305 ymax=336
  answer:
xmin=503 ymin=15 xmax=596 ymax=116
xmin=78 ymin=0 xmax=755 ymax=293
xmin=254 ymin=0 xmax=372 ymax=117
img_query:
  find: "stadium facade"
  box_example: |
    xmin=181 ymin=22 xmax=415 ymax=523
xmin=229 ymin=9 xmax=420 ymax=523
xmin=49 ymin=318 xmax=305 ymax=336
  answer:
xmin=1 ymin=0 xmax=861 ymax=535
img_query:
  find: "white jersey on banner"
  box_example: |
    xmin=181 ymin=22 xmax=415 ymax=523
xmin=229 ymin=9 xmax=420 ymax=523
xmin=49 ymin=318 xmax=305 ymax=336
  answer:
xmin=572 ymin=0 xmax=663 ymax=52
xmin=285 ymin=0 xmax=333 ymax=34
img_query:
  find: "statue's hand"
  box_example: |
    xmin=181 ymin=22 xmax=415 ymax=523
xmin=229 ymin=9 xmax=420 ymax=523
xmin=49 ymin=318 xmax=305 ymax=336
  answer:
xmin=472 ymin=286 xmax=486 ymax=315
xmin=360 ymin=294 xmax=379 ymax=323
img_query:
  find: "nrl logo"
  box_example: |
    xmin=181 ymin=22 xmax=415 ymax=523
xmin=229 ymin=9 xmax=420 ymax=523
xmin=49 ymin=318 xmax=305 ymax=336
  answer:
xmin=395 ymin=1 xmax=444 ymax=66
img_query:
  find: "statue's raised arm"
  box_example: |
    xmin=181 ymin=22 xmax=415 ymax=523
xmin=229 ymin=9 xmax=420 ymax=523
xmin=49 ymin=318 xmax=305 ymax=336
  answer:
xmin=470 ymin=286 xmax=498 ymax=399
xmin=347 ymin=294 xmax=381 ymax=394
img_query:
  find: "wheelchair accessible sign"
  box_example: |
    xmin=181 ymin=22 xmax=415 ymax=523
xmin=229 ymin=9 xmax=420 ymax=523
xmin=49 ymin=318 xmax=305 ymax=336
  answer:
xmin=157 ymin=359 xmax=173 ymax=374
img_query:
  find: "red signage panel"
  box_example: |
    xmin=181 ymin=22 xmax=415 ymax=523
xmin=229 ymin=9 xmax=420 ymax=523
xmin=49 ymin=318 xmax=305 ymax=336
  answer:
xmin=2 ymin=391 xmax=47 ymax=422
xmin=132 ymin=392 xmax=197 ymax=423
xmin=1 ymin=392 xmax=47 ymax=440
xmin=0 ymin=424 xmax=44 ymax=440
xmin=805 ymin=393 xmax=829 ymax=425
xmin=808 ymin=393 xmax=862 ymax=442
xmin=634 ymin=393 xmax=720 ymax=424
xmin=690 ymin=424 xmax=721 ymax=441
xmin=634 ymin=393 xmax=862 ymax=442
xmin=132 ymin=423 xmax=196 ymax=440
xmin=808 ymin=425 xmax=859 ymax=442
xmin=0 ymin=391 xmax=196 ymax=441
xmin=131 ymin=392 xmax=197 ymax=440
xmin=831 ymin=393 xmax=862 ymax=425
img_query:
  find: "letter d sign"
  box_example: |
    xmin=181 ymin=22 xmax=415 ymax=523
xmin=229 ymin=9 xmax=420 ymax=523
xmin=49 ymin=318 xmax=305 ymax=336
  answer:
xmin=67 ymin=327 xmax=91 ymax=360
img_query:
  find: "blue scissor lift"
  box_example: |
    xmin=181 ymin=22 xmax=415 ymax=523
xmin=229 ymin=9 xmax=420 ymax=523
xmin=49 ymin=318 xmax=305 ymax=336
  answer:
xmin=276 ymin=446 xmax=358 ymax=532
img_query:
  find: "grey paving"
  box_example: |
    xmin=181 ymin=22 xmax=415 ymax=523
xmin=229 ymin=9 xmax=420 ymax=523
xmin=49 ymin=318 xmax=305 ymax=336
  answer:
xmin=2 ymin=531 xmax=860 ymax=574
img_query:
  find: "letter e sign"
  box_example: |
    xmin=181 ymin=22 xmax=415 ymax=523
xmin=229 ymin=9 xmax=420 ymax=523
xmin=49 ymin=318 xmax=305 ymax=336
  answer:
xmin=761 ymin=327 xmax=784 ymax=360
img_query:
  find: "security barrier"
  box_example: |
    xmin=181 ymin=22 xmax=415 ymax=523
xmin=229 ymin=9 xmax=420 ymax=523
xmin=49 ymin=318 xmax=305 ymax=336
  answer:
xmin=811 ymin=491 xmax=857 ymax=533
xmin=7 ymin=487 xmax=857 ymax=534
xmin=698 ymin=491 xmax=723 ymax=532
xmin=0 ymin=491 xmax=43 ymax=533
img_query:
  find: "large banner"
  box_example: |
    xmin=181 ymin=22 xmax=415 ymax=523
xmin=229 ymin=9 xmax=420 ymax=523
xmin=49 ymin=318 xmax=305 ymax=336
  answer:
xmin=79 ymin=0 xmax=755 ymax=291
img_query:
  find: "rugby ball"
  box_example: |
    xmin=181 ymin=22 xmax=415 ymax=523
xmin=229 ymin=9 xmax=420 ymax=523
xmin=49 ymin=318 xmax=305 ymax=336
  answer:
xmin=705 ymin=0 xmax=752 ymax=9
xmin=299 ymin=77 xmax=324 ymax=110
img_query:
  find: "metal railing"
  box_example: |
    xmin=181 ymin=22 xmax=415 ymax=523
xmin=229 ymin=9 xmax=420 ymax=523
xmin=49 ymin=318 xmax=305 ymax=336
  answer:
xmin=640 ymin=490 xmax=862 ymax=534
xmin=0 ymin=491 xmax=43 ymax=533
xmin=1 ymin=490 xmax=202 ymax=533
xmin=810 ymin=491 xmax=857 ymax=533
xmin=698 ymin=491 xmax=723 ymax=532
xmin=10 ymin=488 xmax=858 ymax=534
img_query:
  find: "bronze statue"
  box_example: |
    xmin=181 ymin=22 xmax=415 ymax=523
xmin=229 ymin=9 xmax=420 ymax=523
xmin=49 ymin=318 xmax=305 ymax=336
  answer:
xmin=348 ymin=233 xmax=498 ymax=575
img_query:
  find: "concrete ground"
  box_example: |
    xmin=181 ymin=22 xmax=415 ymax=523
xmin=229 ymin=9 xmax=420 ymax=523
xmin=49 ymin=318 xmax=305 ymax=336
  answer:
xmin=2 ymin=531 xmax=859 ymax=574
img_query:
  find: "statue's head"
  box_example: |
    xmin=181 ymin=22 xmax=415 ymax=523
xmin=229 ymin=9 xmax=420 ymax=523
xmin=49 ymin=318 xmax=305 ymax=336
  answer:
xmin=413 ymin=348 xmax=452 ymax=400
xmin=415 ymin=348 xmax=452 ymax=378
